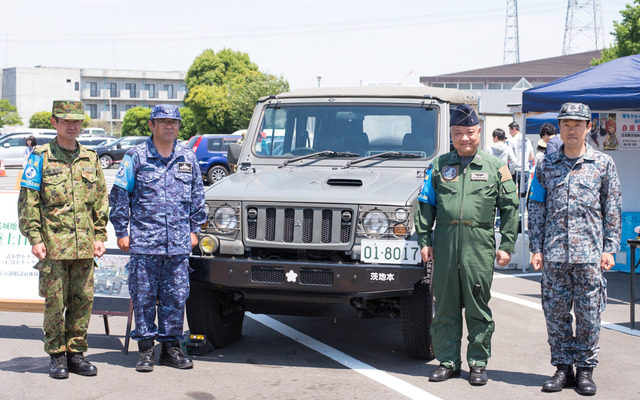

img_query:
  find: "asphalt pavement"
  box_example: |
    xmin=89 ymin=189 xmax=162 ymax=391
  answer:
xmin=1 ymin=166 xmax=639 ymax=399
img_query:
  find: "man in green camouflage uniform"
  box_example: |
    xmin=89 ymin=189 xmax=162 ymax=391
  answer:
xmin=18 ymin=100 xmax=108 ymax=379
xmin=415 ymin=104 xmax=519 ymax=386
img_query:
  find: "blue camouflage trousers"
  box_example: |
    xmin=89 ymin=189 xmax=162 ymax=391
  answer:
xmin=129 ymin=254 xmax=190 ymax=342
xmin=541 ymin=262 xmax=607 ymax=368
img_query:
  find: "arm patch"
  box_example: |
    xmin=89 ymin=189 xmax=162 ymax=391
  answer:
xmin=498 ymin=164 xmax=512 ymax=182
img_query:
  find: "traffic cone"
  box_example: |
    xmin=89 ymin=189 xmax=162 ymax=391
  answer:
xmin=0 ymin=160 xmax=6 ymax=177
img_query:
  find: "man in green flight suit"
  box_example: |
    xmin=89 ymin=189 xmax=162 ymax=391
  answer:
xmin=18 ymin=100 xmax=108 ymax=379
xmin=415 ymin=104 xmax=519 ymax=385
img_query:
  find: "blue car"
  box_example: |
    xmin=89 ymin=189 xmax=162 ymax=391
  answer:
xmin=186 ymin=134 xmax=242 ymax=184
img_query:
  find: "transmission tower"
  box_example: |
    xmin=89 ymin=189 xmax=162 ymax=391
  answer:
xmin=503 ymin=0 xmax=520 ymax=64
xmin=562 ymin=0 xmax=604 ymax=55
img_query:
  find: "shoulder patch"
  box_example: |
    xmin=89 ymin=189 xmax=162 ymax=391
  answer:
xmin=498 ymin=164 xmax=512 ymax=182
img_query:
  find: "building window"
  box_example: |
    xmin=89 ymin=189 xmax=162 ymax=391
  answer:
xmin=164 ymin=84 xmax=174 ymax=99
xmin=431 ymin=83 xmax=444 ymax=88
xmin=471 ymin=83 xmax=485 ymax=90
xmin=445 ymin=83 xmax=457 ymax=89
xmin=458 ymin=83 xmax=471 ymax=90
xmin=87 ymin=104 xmax=97 ymax=119
xmin=89 ymin=82 xmax=98 ymax=97
xmin=111 ymin=104 xmax=118 ymax=119
xmin=108 ymin=83 xmax=118 ymax=97
xmin=502 ymin=82 xmax=515 ymax=90
xmin=488 ymin=83 xmax=502 ymax=90
xmin=180 ymin=84 xmax=187 ymax=93
xmin=125 ymin=104 xmax=135 ymax=111
xmin=145 ymin=84 xmax=156 ymax=98
xmin=74 ymin=82 xmax=79 ymax=91
xmin=125 ymin=83 xmax=137 ymax=98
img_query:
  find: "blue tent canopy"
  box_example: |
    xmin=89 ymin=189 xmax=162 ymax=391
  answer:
xmin=525 ymin=112 xmax=558 ymax=136
xmin=522 ymin=54 xmax=640 ymax=112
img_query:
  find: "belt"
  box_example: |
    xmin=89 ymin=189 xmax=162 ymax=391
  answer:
xmin=441 ymin=219 xmax=492 ymax=229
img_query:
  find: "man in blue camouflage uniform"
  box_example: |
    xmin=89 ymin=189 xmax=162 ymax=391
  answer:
xmin=529 ymin=102 xmax=622 ymax=396
xmin=109 ymin=104 xmax=206 ymax=372
xmin=415 ymin=105 xmax=519 ymax=386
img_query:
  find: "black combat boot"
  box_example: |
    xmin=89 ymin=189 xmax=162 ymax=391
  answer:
xmin=136 ymin=339 xmax=155 ymax=372
xmin=67 ymin=352 xmax=97 ymax=376
xmin=159 ymin=341 xmax=194 ymax=369
xmin=542 ymin=364 xmax=575 ymax=392
xmin=469 ymin=366 xmax=488 ymax=386
xmin=49 ymin=352 xmax=68 ymax=379
xmin=575 ymin=367 xmax=597 ymax=396
xmin=429 ymin=365 xmax=461 ymax=382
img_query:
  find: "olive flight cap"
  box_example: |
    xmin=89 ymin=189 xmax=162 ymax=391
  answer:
xmin=150 ymin=104 xmax=181 ymax=120
xmin=450 ymin=104 xmax=479 ymax=126
xmin=52 ymin=100 xmax=86 ymax=120
xmin=557 ymin=102 xmax=591 ymax=121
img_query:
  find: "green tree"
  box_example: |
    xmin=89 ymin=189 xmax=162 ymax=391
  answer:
xmin=185 ymin=84 xmax=233 ymax=134
xmin=29 ymin=111 xmax=53 ymax=129
xmin=592 ymin=0 xmax=640 ymax=65
xmin=185 ymin=48 xmax=259 ymax=90
xmin=229 ymin=73 xmax=290 ymax=131
xmin=121 ymin=107 xmax=152 ymax=137
xmin=0 ymin=99 xmax=22 ymax=128
xmin=178 ymin=107 xmax=197 ymax=140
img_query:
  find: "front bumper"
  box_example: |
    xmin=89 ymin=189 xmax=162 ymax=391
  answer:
xmin=189 ymin=255 xmax=426 ymax=299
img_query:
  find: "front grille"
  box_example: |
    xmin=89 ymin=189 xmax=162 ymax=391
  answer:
xmin=245 ymin=205 xmax=354 ymax=247
xmin=251 ymin=266 xmax=284 ymax=283
xmin=300 ymin=268 xmax=333 ymax=285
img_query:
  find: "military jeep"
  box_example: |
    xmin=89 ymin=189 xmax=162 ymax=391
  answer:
xmin=187 ymin=86 xmax=476 ymax=359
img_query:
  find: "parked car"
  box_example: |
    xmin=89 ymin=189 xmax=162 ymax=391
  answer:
xmin=92 ymin=136 xmax=148 ymax=169
xmin=77 ymin=136 xmax=112 ymax=148
xmin=186 ymin=86 xmax=476 ymax=358
xmin=81 ymin=128 xmax=107 ymax=136
xmin=186 ymin=134 xmax=242 ymax=184
xmin=0 ymin=131 xmax=56 ymax=167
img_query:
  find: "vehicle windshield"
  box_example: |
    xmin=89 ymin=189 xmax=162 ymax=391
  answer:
xmin=254 ymin=104 xmax=438 ymax=159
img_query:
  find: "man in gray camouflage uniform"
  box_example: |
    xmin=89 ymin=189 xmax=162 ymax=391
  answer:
xmin=528 ymin=102 xmax=622 ymax=396
xmin=109 ymin=104 xmax=206 ymax=372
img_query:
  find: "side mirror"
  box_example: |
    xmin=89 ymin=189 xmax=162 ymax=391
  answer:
xmin=227 ymin=142 xmax=242 ymax=166
xmin=117 ymin=144 xmax=122 ymax=149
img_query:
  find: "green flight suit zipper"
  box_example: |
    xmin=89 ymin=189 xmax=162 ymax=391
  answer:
xmin=457 ymin=163 xmax=468 ymax=271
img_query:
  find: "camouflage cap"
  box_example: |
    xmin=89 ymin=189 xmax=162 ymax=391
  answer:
xmin=150 ymin=104 xmax=181 ymax=120
xmin=557 ymin=102 xmax=591 ymax=121
xmin=52 ymin=100 xmax=86 ymax=120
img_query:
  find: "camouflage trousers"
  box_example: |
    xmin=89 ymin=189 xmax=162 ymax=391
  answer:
xmin=128 ymin=254 xmax=190 ymax=342
xmin=38 ymin=258 xmax=95 ymax=355
xmin=541 ymin=262 xmax=607 ymax=368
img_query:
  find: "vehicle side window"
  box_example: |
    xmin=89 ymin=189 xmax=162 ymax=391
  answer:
xmin=207 ymin=138 xmax=223 ymax=151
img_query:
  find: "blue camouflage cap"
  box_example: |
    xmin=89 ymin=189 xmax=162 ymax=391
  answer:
xmin=450 ymin=104 xmax=479 ymax=126
xmin=150 ymin=104 xmax=181 ymax=120
xmin=557 ymin=102 xmax=591 ymax=121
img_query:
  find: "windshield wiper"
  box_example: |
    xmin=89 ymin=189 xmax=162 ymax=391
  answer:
xmin=343 ymin=151 xmax=422 ymax=168
xmin=279 ymin=150 xmax=360 ymax=167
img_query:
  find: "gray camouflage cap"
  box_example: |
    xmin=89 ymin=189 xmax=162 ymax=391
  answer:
xmin=557 ymin=102 xmax=591 ymax=121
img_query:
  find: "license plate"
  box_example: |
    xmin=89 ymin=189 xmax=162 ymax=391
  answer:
xmin=360 ymin=239 xmax=421 ymax=265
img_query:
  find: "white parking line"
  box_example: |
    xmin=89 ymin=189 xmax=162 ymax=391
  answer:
xmin=490 ymin=291 xmax=640 ymax=338
xmin=247 ymin=313 xmax=441 ymax=400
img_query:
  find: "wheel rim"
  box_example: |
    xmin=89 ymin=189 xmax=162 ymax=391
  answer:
xmin=100 ymin=156 xmax=111 ymax=169
xmin=210 ymin=168 xmax=227 ymax=182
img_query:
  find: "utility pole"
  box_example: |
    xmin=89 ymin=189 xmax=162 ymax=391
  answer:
xmin=563 ymin=0 xmax=604 ymax=55
xmin=503 ymin=0 xmax=520 ymax=64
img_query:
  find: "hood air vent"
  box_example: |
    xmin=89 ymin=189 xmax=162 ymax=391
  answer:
xmin=326 ymin=178 xmax=363 ymax=187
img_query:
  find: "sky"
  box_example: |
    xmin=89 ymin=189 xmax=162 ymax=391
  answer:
xmin=0 ymin=0 xmax=630 ymax=90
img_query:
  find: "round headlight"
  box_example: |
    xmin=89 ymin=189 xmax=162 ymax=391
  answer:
xmin=213 ymin=206 xmax=238 ymax=233
xmin=362 ymin=210 xmax=389 ymax=237
xmin=394 ymin=208 xmax=408 ymax=221
xmin=199 ymin=235 xmax=219 ymax=254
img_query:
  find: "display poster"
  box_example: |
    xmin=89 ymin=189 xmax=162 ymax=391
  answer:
xmin=588 ymin=112 xmax=640 ymax=151
xmin=0 ymin=192 xmax=129 ymax=304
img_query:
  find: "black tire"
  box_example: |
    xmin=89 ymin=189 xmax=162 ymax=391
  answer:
xmin=207 ymin=165 xmax=228 ymax=184
xmin=186 ymin=283 xmax=244 ymax=348
xmin=401 ymin=278 xmax=435 ymax=360
xmin=99 ymin=155 xmax=113 ymax=169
